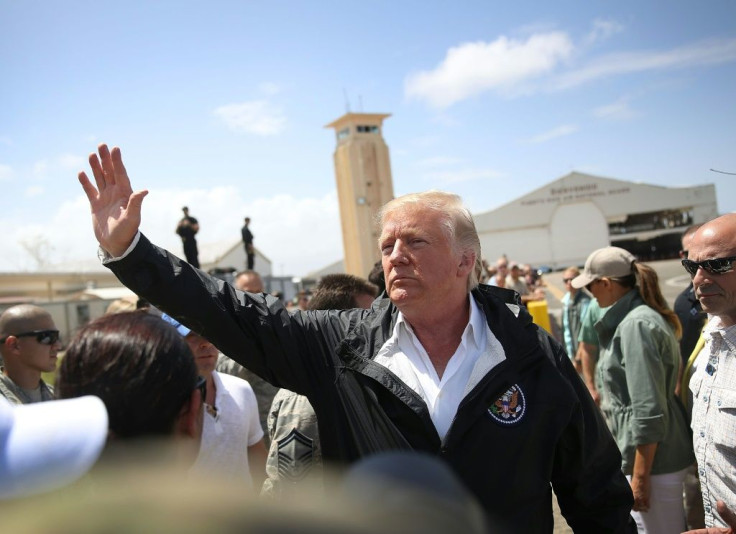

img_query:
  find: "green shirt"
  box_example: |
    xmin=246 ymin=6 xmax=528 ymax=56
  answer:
xmin=577 ymin=298 xmax=607 ymax=346
xmin=594 ymin=290 xmax=693 ymax=475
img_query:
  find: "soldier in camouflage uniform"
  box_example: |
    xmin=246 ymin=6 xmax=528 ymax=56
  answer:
xmin=0 ymin=305 xmax=59 ymax=405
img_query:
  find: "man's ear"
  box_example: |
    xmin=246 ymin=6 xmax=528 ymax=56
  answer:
xmin=176 ymin=390 xmax=203 ymax=439
xmin=458 ymin=251 xmax=476 ymax=276
xmin=2 ymin=335 xmax=20 ymax=353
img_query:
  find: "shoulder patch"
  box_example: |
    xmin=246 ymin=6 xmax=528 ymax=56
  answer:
xmin=277 ymin=428 xmax=315 ymax=481
xmin=487 ymin=384 xmax=526 ymax=426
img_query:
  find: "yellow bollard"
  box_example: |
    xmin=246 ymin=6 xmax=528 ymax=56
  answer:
xmin=527 ymin=300 xmax=552 ymax=334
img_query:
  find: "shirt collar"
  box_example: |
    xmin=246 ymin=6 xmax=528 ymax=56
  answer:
xmin=394 ymin=295 xmax=483 ymax=353
xmin=704 ymin=315 xmax=736 ymax=342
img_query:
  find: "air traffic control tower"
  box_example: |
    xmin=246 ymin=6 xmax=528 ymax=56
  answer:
xmin=325 ymin=112 xmax=395 ymax=278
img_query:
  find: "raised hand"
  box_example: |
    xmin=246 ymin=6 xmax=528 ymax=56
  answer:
xmin=78 ymin=144 xmax=148 ymax=257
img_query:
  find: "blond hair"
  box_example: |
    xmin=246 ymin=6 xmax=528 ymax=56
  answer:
xmin=377 ymin=191 xmax=481 ymax=290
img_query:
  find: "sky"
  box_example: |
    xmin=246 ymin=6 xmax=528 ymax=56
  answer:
xmin=1 ymin=1 xmax=735 ymax=277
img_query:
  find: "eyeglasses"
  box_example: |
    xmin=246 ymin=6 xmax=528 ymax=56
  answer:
xmin=681 ymin=256 xmax=736 ymax=276
xmin=563 ymin=278 xmax=574 ymax=283
xmin=0 ymin=329 xmax=60 ymax=345
xmin=585 ymin=279 xmax=600 ymax=291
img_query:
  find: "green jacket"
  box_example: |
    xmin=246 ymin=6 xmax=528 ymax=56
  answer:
xmin=595 ymin=289 xmax=693 ymax=476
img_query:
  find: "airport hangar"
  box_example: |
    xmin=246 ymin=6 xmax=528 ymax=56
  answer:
xmin=474 ymin=172 xmax=718 ymax=270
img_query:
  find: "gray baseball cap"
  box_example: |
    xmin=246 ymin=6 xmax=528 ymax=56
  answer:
xmin=571 ymin=247 xmax=636 ymax=289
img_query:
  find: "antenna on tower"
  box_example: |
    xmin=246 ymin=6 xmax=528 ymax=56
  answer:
xmin=342 ymin=88 xmax=351 ymax=113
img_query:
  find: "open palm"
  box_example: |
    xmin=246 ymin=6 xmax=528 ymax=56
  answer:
xmin=78 ymin=144 xmax=148 ymax=257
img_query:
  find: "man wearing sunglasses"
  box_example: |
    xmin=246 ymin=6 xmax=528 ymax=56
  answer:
xmin=675 ymin=224 xmax=707 ymax=369
xmin=0 ymin=304 xmax=60 ymax=405
xmin=682 ymin=213 xmax=736 ymax=532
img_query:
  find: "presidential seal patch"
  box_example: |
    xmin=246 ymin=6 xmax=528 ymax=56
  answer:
xmin=487 ymin=384 xmax=526 ymax=425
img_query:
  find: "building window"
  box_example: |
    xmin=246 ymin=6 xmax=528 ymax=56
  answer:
xmin=337 ymin=127 xmax=350 ymax=140
xmin=356 ymin=125 xmax=379 ymax=134
xmin=608 ymin=208 xmax=694 ymax=235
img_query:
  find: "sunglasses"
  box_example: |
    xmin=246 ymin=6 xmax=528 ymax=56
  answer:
xmin=0 ymin=329 xmax=60 ymax=345
xmin=585 ymin=279 xmax=601 ymax=291
xmin=563 ymin=278 xmax=574 ymax=283
xmin=682 ymin=256 xmax=736 ymax=276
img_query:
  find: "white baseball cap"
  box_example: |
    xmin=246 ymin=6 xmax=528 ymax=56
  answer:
xmin=571 ymin=247 xmax=636 ymax=289
xmin=0 ymin=395 xmax=108 ymax=499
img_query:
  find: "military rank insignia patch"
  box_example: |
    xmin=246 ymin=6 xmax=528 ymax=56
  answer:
xmin=277 ymin=429 xmax=314 ymax=482
xmin=487 ymin=384 xmax=526 ymax=426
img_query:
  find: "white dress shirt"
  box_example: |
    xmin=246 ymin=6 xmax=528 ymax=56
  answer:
xmin=374 ymin=296 xmax=506 ymax=441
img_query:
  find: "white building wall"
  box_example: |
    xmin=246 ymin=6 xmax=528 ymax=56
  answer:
xmin=198 ymin=240 xmax=272 ymax=276
xmin=548 ymin=202 xmax=609 ymax=268
xmin=480 ymin=226 xmax=551 ymax=267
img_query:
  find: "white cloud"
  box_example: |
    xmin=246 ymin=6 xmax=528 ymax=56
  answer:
xmin=130 ymin=186 xmax=342 ymax=276
xmin=0 ymin=196 xmax=95 ymax=271
xmin=584 ymin=18 xmax=624 ymax=47
xmin=0 ymin=186 xmax=342 ymax=277
xmin=554 ymin=37 xmax=736 ymax=90
xmin=527 ymin=124 xmax=579 ymax=143
xmin=0 ymin=164 xmax=13 ymax=181
xmin=405 ymin=29 xmax=736 ymax=107
xmin=404 ymin=32 xmax=574 ymax=108
xmin=214 ymin=100 xmax=287 ymax=135
xmin=593 ymin=98 xmax=637 ymax=121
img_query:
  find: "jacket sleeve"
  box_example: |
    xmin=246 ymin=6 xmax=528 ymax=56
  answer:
xmin=538 ymin=328 xmax=635 ymax=533
xmin=104 ymin=233 xmax=358 ymax=398
xmin=619 ymin=318 xmax=668 ymax=445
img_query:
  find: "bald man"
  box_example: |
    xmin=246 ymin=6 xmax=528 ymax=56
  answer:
xmin=675 ymin=224 xmax=707 ymax=366
xmin=0 ymin=305 xmax=60 ymax=404
xmin=682 ymin=213 xmax=736 ymax=531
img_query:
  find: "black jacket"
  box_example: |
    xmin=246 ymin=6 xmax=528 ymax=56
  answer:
xmin=674 ymin=282 xmax=707 ymax=364
xmin=108 ymin=234 xmax=633 ymax=532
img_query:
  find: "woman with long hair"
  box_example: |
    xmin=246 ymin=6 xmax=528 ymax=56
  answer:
xmin=572 ymin=247 xmax=693 ymax=534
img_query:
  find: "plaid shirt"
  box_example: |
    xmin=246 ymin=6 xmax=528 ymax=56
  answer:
xmin=690 ymin=317 xmax=736 ymax=528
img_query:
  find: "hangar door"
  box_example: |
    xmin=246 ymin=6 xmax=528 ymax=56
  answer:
xmin=549 ymin=202 xmax=609 ymax=267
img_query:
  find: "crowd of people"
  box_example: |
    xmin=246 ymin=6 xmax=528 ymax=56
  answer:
xmin=0 ymin=142 xmax=734 ymax=533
